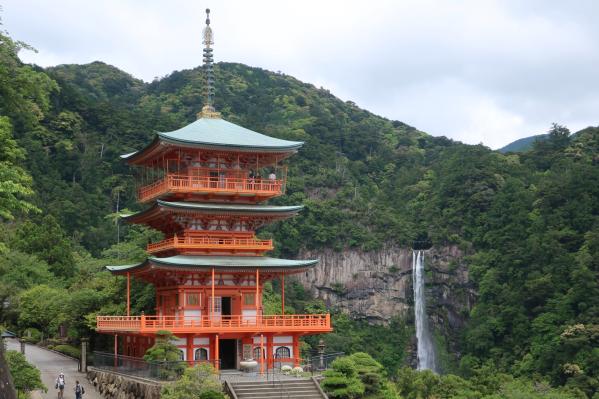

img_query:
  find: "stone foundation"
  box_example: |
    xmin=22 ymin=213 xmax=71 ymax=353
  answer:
xmin=87 ymin=368 xmax=163 ymax=399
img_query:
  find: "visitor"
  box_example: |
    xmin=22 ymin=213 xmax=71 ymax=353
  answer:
xmin=248 ymin=170 xmax=255 ymax=189
xmin=74 ymin=380 xmax=85 ymax=398
xmin=55 ymin=373 xmax=66 ymax=398
xmin=268 ymin=170 xmax=276 ymax=181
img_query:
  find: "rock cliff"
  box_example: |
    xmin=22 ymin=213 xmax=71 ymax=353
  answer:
xmin=298 ymin=245 xmax=476 ymax=362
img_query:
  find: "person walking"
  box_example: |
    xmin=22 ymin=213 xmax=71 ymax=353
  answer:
xmin=74 ymin=380 xmax=85 ymax=398
xmin=55 ymin=373 xmax=66 ymax=398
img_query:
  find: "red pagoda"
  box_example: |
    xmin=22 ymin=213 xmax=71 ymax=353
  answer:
xmin=95 ymin=10 xmax=331 ymax=372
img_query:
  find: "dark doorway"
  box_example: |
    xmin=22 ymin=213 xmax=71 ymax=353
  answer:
xmin=222 ymin=297 xmax=232 ymax=316
xmin=219 ymin=339 xmax=237 ymax=369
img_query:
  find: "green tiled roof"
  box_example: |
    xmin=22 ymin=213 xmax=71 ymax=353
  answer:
xmin=107 ymin=255 xmax=318 ymax=273
xmin=122 ymin=117 xmax=303 ymax=159
xmin=122 ymin=200 xmax=303 ymax=221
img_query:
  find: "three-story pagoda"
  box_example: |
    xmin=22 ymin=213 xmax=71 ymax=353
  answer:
xmin=96 ymin=10 xmax=331 ymax=371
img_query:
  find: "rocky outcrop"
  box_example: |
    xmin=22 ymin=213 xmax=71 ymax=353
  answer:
xmin=298 ymin=245 xmax=475 ymax=359
xmin=87 ymin=368 xmax=163 ymax=399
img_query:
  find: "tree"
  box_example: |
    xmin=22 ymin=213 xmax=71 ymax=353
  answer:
xmin=161 ymin=364 xmax=225 ymax=399
xmin=0 ymin=117 xmax=39 ymax=220
xmin=18 ymin=285 xmax=68 ymax=336
xmin=12 ymin=215 xmax=75 ymax=277
xmin=5 ymin=350 xmax=46 ymax=397
xmin=144 ymin=330 xmax=186 ymax=379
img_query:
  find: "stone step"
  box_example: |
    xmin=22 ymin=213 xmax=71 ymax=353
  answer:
xmin=232 ymin=380 xmax=314 ymax=387
xmin=234 ymin=388 xmax=318 ymax=395
xmin=229 ymin=378 xmax=326 ymax=399
xmin=237 ymin=394 xmax=322 ymax=399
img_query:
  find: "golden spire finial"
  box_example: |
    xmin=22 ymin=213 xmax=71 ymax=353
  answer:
xmin=198 ymin=8 xmax=221 ymax=119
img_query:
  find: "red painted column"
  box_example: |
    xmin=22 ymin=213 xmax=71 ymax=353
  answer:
xmin=113 ymin=334 xmax=118 ymax=367
xmin=186 ymin=334 xmax=193 ymax=365
xmin=211 ymin=268 xmax=215 ymax=321
xmin=266 ymin=335 xmax=274 ymax=370
xmin=292 ymin=335 xmax=300 ymax=367
xmin=260 ymin=334 xmax=265 ymax=375
xmin=215 ymin=334 xmax=220 ymax=371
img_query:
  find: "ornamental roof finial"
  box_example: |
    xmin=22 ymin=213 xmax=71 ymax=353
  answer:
xmin=198 ymin=8 xmax=221 ymax=119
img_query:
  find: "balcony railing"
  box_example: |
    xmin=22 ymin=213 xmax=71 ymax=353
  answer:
xmin=97 ymin=314 xmax=332 ymax=334
xmin=138 ymin=174 xmax=285 ymax=203
xmin=147 ymin=235 xmax=274 ymax=255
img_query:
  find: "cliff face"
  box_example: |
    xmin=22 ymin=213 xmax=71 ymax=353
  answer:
xmin=298 ymin=245 xmax=475 ymax=354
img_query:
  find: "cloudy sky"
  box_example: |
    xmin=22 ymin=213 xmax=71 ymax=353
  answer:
xmin=3 ymin=0 xmax=598 ymax=149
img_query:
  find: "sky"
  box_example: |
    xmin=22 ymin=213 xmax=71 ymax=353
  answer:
xmin=2 ymin=0 xmax=598 ymax=149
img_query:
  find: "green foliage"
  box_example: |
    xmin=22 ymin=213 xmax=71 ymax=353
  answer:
xmin=18 ymin=285 xmax=68 ymax=335
xmin=0 ymin=117 xmax=38 ymax=221
xmin=144 ymin=331 xmax=186 ymax=379
xmin=52 ymin=344 xmax=81 ymax=359
xmin=321 ymin=357 xmax=365 ymax=399
xmin=160 ymin=364 xmax=225 ymax=399
xmin=5 ymin=350 xmax=46 ymax=395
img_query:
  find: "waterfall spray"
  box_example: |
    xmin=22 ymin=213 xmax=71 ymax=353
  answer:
xmin=412 ymin=250 xmax=437 ymax=372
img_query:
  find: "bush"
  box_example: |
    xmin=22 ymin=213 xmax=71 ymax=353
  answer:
xmin=53 ymin=344 xmax=81 ymax=359
xmin=321 ymin=357 xmax=365 ymax=399
xmin=23 ymin=328 xmax=42 ymax=343
xmin=161 ymin=364 xmax=225 ymax=399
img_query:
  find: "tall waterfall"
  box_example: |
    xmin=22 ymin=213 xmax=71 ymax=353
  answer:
xmin=412 ymin=250 xmax=437 ymax=372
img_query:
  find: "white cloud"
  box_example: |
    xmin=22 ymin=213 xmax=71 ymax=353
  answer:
xmin=4 ymin=0 xmax=598 ymax=149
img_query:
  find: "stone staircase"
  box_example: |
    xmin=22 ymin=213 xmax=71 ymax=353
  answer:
xmin=227 ymin=378 xmax=327 ymax=399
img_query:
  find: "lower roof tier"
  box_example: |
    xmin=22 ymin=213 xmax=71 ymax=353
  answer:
xmin=107 ymin=255 xmax=318 ymax=279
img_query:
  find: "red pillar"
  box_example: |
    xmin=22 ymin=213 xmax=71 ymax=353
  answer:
xmin=260 ymin=334 xmax=265 ymax=375
xmin=211 ymin=268 xmax=215 ymax=320
xmin=266 ymin=335 xmax=274 ymax=370
xmin=215 ymin=334 xmax=220 ymax=371
xmin=292 ymin=335 xmax=300 ymax=367
xmin=187 ymin=334 xmax=194 ymax=365
xmin=113 ymin=334 xmax=118 ymax=367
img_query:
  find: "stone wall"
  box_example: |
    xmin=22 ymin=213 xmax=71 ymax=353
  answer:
xmin=87 ymin=368 xmax=163 ymax=399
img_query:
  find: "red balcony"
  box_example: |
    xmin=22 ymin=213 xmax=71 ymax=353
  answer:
xmin=147 ymin=234 xmax=274 ymax=255
xmin=96 ymin=314 xmax=332 ymax=335
xmin=138 ymin=174 xmax=285 ymax=203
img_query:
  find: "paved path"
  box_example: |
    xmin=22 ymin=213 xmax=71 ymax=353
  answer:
xmin=6 ymin=339 xmax=101 ymax=399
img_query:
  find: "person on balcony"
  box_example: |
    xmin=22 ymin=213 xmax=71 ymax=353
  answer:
xmin=248 ymin=170 xmax=255 ymax=189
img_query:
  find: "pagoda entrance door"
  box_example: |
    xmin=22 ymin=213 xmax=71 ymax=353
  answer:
xmin=219 ymin=339 xmax=237 ymax=369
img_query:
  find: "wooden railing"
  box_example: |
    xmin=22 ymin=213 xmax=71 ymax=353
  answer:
xmin=138 ymin=174 xmax=285 ymax=203
xmin=97 ymin=314 xmax=332 ymax=334
xmin=147 ymin=235 xmax=274 ymax=254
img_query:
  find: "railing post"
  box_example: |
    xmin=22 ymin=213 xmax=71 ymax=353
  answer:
xmin=140 ymin=312 xmax=146 ymax=333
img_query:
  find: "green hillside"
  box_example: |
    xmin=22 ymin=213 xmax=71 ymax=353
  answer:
xmin=499 ymin=134 xmax=547 ymax=153
xmin=1 ymin=27 xmax=599 ymax=398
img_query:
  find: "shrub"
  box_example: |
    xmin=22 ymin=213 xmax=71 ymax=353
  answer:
xmin=320 ymin=357 xmax=365 ymax=399
xmin=161 ymin=364 xmax=225 ymax=399
xmin=53 ymin=344 xmax=81 ymax=359
xmin=23 ymin=328 xmax=41 ymax=343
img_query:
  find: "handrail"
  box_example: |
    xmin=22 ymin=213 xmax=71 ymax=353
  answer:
xmin=138 ymin=174 xmax=285 ymax=202
xmin=147 ymin=235 xmax=273 ymax=254
xmin=97 ymin=314 xmax=332 ymax=333
xmin=224 ymin=380 xmax=239 ymax=399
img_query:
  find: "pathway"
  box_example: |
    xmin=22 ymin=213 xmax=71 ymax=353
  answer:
xmin=5 ymin=338 xmax=101 ymax=399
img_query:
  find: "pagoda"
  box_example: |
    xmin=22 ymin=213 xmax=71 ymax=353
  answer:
xmin=96 ymin=10 xmax=331 ymax=371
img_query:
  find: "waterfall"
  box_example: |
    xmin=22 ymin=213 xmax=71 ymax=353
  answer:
xmin=412 ymin=250 xmax=437 ymax=372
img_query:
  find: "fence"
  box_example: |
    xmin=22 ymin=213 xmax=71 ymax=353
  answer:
xmin=92 ymin=351 xmax=219 ymax=381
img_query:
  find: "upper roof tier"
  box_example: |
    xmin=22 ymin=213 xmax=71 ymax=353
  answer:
xmin=122 ymin=117 xmax=304 ymax=165
xmin=122 ymin=200 xmax=303 ymax=233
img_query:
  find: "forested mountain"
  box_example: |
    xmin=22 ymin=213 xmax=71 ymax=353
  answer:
xmin=499 ymin=134 xmax=548 ymax=153
xmin=1 ymin=26 xmax=599 ymax=398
